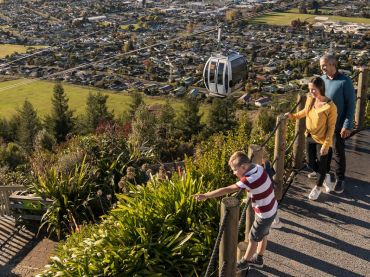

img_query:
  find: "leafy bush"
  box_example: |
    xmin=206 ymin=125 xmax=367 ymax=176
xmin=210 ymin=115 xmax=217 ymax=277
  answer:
xmin=0 ymin=142 xmax=28 ymax=170
xmin=33 ymin=157 xmax=98 ymax=239
xmin=192 ymin=114 xmax=252 ymax=188
xmin=34 ymin=129 xmax=56 ymax=152
xmin=0 ymin=166 xmax=35 ymax=187
xmin=38 ymin=173 xmax=219 ymax=276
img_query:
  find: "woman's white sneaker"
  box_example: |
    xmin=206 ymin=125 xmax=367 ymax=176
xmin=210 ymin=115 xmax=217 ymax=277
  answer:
xmin=323 ymin=173 xmax=334 ymax=193
xmin=307 ymin=172 xmax=318 ymax=179
xmin=308 ymin=186 xmax=321 ymax=200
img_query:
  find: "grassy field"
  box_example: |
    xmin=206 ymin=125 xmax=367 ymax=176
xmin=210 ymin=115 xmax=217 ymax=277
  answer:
xmin=250 ymin=8 xmax=370 ymax=25
xmin=0 ymin=79 xmax=208 ymax=120
xmin=0 ymin=44 xmax=46 ymax=58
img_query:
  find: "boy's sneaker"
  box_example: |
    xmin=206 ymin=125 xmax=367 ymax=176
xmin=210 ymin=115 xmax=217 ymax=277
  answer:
xmin=271 ymin=215 xmax=283 ymax=229
xmin=323 ymin=173 xmax=334 ymax=193
xmin=308 ymin=186 xmax=321 ymax=200
xmin=236 ymin=258 xmax=249 ymax=273
xmin=334 ymin=180 xmax=345 ymax=194
xmin=307 ymin=172 xmax=318 ymax=179
xmin=249 ymin=254 xmax=264 ymax=268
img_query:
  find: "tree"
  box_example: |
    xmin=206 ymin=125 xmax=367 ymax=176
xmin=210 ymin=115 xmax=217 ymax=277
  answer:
xmin=156 ymin=101 xmax=177 ymax=161
xmin=250 ymin=109 xmax=276 ymax=145
xmin=206 ymin=98 xmax=236 ymax=135
xmin=225 ymin=9 xmax=240 ymax=22
xmin=34 ymin=129 xmax=56 ymax=152
xmin=128 ymin=104 xmax=157 ymax=154
xmin=177 ymin=98 xmax=203 ymax=141
xmin=128 ymin=91 xmax=144 ymax=119
xmin=312 ymin=0 xmax=319 ymax=14
xmin=48 ymin=82 xmax=75 ymax=142
xmin=0 ymin=142 xmax=28 ymax=170
xmin=299 ymin=3 xmax=307 ymax=14
xmin=86 ymin=91 xmax=114 ymax=131
xmin=143 ymin=59 xmax=153 ymax=74
xmin=17 ymin=100 xmax=41 ymax=151
xmin=0 ymin=118 xmax=12 ymax=142
xmin=122 ymin=40 xmax=134 ymax=53
xmin=291 ymin=19 xmax=302 ymax=28
xmin=186 ymin=22 xmax=194 ymax=34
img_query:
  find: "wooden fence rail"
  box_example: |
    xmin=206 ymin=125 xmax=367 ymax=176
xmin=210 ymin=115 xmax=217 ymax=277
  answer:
xmin=220 ymin=67 xmax=369 ymax=275
xmin=0 ymin=186 xmax=25 ymax=216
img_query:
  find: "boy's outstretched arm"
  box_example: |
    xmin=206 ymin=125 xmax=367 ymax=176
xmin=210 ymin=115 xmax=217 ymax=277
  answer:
xmin=193 ymin=184 xmax=240 ymax=201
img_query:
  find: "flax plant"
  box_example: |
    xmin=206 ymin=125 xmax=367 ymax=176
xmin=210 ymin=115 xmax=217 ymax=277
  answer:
xmin=33 ymin=156 xmax=96 ymax=239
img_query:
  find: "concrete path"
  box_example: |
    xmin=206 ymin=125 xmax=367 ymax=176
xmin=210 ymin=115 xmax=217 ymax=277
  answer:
xmin=0 ymin=216 xmax=57 ymax=277
xmin=251 ymin=129 xmax=370 ymax=276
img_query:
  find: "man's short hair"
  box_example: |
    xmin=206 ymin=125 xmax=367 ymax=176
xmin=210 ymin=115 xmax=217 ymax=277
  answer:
xmin=320 ymin=54 xmax=337 ymax=67
xmin=229 ymin=151 xmax=251 ymax=168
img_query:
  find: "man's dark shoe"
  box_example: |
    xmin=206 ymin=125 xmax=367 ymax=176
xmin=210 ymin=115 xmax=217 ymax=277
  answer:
xmin=236 ymin=258 xmax=249 ymax=273
xmin=249 ymin=254 xmax=264 ymax=268
xmin=334 ymin=180 xmax=345 ymax=193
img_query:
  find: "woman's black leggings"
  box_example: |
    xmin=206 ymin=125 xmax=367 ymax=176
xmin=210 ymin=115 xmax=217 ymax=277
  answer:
xmin=306 ymin=136 xmax=330 ymax=187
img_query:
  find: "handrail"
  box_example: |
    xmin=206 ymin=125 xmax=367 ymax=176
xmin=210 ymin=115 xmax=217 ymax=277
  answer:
xmin=238 ymin=198 xmax=251 ymax=234
xmin=0 ymin=186 xmax=26 ymax=216
xmin=260 ymin=96 xmax=304 ymax=149
xmin=204 ymin=209 xmax=230 ymax=277
xmin=204 ymin=70 xmax=367 ymax=275
xmin=204 ymin=95 xmax=305 ymax=275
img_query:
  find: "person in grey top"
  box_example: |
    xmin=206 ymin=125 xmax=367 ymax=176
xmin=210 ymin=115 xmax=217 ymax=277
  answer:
xmin=319 ymin=54 xmax=355 ymax=193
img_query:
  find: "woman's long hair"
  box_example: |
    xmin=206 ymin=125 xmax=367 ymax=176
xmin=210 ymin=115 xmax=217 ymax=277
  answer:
xmin=308 ymin=76 xmax=326 ymax=110
xmin=310 ymin=76 xmax=325 ymax=96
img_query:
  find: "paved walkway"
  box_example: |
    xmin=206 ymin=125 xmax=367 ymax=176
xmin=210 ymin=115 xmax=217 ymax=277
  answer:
xmin=250 ymin=129 xmax=370 ymax=276
xmin=0 ymin=217 xmax=57 ymax=277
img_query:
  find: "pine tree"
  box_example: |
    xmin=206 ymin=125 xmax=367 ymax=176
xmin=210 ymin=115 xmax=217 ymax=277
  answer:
xmin=128 ymin=91 xmax=144 ymax=119
xmin=49 ymin=82 xmax=75 ymax=142
xmin=177 ymin=98 xmax=203 ymax=141
xmin=159 ymin=100 xmax=176 ymax=130
xmin=86 ymin=91 xmax=114 ymax=131
xmin=0 ymin=117 xmax=11 ymax=142
xmin=206 ymin=98 xmax=236 ymax=135
xmin=17 ymin=100 xmax=41 ymax=151
xmin=156 ymin=101 xmax=177 ymax=160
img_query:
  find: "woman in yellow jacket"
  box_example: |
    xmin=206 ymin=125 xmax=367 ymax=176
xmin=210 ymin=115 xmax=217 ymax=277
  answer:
xmin=286 ymin=77 xmax=337 ymax=200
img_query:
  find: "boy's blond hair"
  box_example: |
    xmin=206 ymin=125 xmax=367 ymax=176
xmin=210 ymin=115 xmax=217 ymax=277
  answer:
xmin=229 ymin=151 xmax=251 ymax=168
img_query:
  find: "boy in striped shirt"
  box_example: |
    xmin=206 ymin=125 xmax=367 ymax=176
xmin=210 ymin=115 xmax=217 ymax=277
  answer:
xmin=194 ymin=151 xmax=277 ymax=272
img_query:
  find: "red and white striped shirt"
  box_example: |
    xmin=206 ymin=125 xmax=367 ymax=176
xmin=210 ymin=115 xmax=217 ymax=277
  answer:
xmin=236 ymin=164 xmax=277 ymax=219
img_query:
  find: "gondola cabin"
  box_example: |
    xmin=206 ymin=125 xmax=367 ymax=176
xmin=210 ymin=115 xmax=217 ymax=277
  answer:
xmin=203 ymin=53 xmax=247 ymax=97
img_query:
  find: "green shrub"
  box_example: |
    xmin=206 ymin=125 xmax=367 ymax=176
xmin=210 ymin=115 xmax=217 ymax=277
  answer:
xmin=33 ymin=157 xmax=98 ymax=239
xmin=38 ymin=173 xmax=219 ymax=276
xmin=34 ymin=129 xmax=56 ymax=152
xmin=0 ymin=142 xmax=28 ymax=170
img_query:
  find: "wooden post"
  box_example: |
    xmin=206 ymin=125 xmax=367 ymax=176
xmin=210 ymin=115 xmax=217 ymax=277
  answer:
xmin=219 ymin=197 xmax=239 ymax=277
xmin=273 ymin=115 xmax=287 ymax=200
xmin=355 ymin=67 xmax=369 ymax=129
xmin=293 ymin=94 xmax=307 ymax=169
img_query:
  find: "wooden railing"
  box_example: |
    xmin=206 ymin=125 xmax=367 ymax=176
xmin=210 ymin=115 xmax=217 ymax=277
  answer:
xmin=206 ymin=67 xmax=369 ymax=277
xmin=0 ymin=186 xmax=25 ymax=216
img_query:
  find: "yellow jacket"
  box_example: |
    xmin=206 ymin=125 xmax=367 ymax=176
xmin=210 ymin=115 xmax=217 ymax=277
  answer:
xmin=291 ymin=95 xmax=337 ymax=150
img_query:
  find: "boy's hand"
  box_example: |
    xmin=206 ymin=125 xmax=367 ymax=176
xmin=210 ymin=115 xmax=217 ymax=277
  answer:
xmin=193 ymin=194 xmax=207 ymax=201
